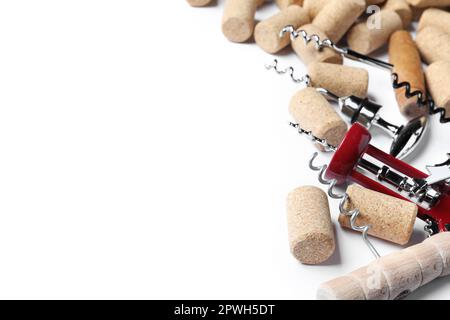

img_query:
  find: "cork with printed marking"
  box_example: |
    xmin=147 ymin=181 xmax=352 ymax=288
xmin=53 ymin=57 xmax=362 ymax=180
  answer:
xmin=187 ymin=0 xmax=213 ymax=6
xmin=416 ymin=26 xmax=450 ymax=64
xmin=383 ymin=0 xmax=412 ymax=28
xmin=312 ymin=0 xmax=366 ymax=43
xmin=389 ymin=30 xmax=427 ymax=118
xmin=425 ymin=60 xmax=450 ymax=117
xmin=222 ymin=0 xmax=258 ymax=43
xmin=418 ymin=8 xmax=450 ymax=35
xmin=287 ymin=186 xmax=335 ymax=265
xmin=347 ymin=10 xmax=403 ymax=55
xmin=291 ymin=24 xmax=343 ymax=66
xmin=255 ymin=5 xmax=310 ymax=53
xmin=339 ymin=184 xmax=418 ymax=245
xmin=289 ymin=87 xmax=347 ymax=151
xmin=308 ymin=62 xmax=369 ymax=98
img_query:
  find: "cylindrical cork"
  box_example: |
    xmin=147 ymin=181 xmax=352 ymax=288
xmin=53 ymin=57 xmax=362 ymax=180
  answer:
xmin=405 ymin=242 xmax=443 ymax=285
xmin=418 ymin=8 xmax=450 ymax=34
xmin=426 ymin=231 xmax=450 ymax=276
xmin=347 ymin=10 xmax=403 ymax=55
xmin=302 ymin=0 xmax=328 ymax=20
xmin=389 ymin=30 xmax=427 ymax=118
xmin=312 ymin=0 xmax=366 ymax=43
xmin=222 ymin=0 xmax=257 ymax=43
xmin=287 ymin=186 xmax=335 ymax=265
xmin=425 ymin=61 xmax=450 ymax=117
xmin=275 ymin=0 xmax=303 ymax=9
xmin=317 ymin=232 xmax=450 ymax=300
xmin=416 ymin=26 xmax=450 ymax=64
xmin=383 ymin=0 xmax=412 ymax=28
xmin=291 ymin=24 xmax=343 ymax=66
xmin=405 ymin=0 xmax=450 ymax=7
xmin=186 ymin=0 xmax=213 ymax=6
xmin=308 ymin=62 xmax=369 ymax=98
xmin=255 ymin=5 xmax=310 ymax=54
xmin=289 ymin=87 xmax=347 ymax=150
xmin=339 ymin=184 xmax=418 ymax=245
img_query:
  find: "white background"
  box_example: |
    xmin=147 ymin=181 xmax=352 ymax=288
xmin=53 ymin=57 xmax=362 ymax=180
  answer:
xmin=0 ymin=0 xmax=448 ymax=299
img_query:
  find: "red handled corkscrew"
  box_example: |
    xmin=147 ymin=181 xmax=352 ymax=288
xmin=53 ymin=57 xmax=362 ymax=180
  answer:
xmin=325 ymin=123 xmax=450 ymax=234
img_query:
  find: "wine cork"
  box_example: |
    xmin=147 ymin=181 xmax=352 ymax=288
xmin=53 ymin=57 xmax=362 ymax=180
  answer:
xmin=289 ymin=87 xmax=347 ymax=151
xmin=425 ymin=61 xmax=450 ymax=117
xmin=222 ymin=0 xmax=257 ymax=43
xmin=291 ymin=24 xmax=343 ymax=66
xmin=303 ymin=0 xmax=328 ymax=19
xmin=405 ymin=0 xmax=450 ymax=7
xmin=317 ymin=232 xmax=450 ymax=300
xmin=416 ymin=26 xmax=450 ymax=64
xmin=187 ymin=0 xmax=213 ymax=6
xmin=339 ymin=184 xmax=418 ymax=245
xmin=389 ymin=30 xmax=427 ymax=118
xmin=426 ymin=231 xmax=450 ymax=276
xmin=347 ymin=10 xmax=403 ymax=54
xmin=275 ymin=0 xmax=303 ymax=9
xmin=312 ymin=0 xmax=366 ymax=43
xmin=405 ymin=242 xmax=443 ymax=285
xmin=418 ymin=8 xmax=450 ymax=34
xmin=308 ymin=62 xmax=369 ymax=98
xmin=383 ymin=0 xmax=413 ymax=28
xmin=287 ymin=186 xmax=335 ymax=265
xmin=255 ymin=5 xmax=310 ymax=54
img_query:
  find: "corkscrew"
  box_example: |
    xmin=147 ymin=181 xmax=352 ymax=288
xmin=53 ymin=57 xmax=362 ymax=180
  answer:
xmin=291 ymin=121 xmax=450 ymax=236
xmin=280 ymin=26 xmax=449 ymax=123
xmin=269 ymin=59 xmax=428 ymax=160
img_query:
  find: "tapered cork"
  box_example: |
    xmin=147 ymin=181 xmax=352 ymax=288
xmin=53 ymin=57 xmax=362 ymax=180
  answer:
xmin=303 ymin=0 xmax=328 ymax=19
xmin=312 ymin=0 xmax=366 ymax=43
xmin=275 ymin=0 xmax=303 ymax=9
xmin=405 ymin=0 xmax=450 ymax=7
xmin=416 ymin=27 xmax=450 ymax=64
xmin=389 ymin=30 xmax=427 ymax=118
xmin=339 ymin=184 xmax=417 ymax=245
xmin=418 ymin=8 xmax=450 ymax=34
xmin=425 ymin=61 xmax=450 ymax=117
xmin=287 ymin=186 xmax=335 ymax=265
xmin=405 ymin=242 xmax=443 ymax=285
xmin=291 ymin=24 xmax=343 ymax=66
xmin=289 ymin=87 xmax=347 ymax=150
xmin=308 ymin=62 xmax=369 ymax=98
xmin=187 ymin=0 xmax=213 ymax=6
xmin=222 ymin=0 xmax=257 ymax=43
xmin=255 ymin=5 xmax=310 ymax=54
xmin=383 ymin=0 xmax=412 ymax=28
xmin=317 ymin=232 xmax=450 ymax=300
xmin=347 ymin=10 xmax=403 ymax=54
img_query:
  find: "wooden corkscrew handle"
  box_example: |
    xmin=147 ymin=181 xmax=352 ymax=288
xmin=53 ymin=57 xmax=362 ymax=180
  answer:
xmin=317 ymin=232 xmax=450 ymax=300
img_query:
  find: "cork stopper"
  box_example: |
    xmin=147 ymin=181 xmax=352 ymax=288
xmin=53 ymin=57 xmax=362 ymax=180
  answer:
xmin=405 ymin=0 xmax=450 ymax=7
xmin=275 ymin=0 xmax=303 ymax=9
xmin=348 ymin=265 xmax=389 ymax=300
xmin=339 ymin=184 xmax=418 ymax=245
xmin=383 ymin=0 xmax=413 ymax=28
xmin=289 ymin=87 xmax=347 ymax=150
xmin=308 ymin=62 xmax=369 ymax=98
xmin=347 ymin=10 xmax=403 ymax=55
xmin=425 ymin=60 xmax=450 ymax=117
xmin=419 ymin=232 xmax=450 ymax=276
xmin=222 ymin=0 xmax=257 ymax=43
xmin=255 ymin=5 xmax=310 ymax=54
xmin=186 ymin=0 xmax=212 ymax=6
xmin=389 ymin=30 xmax=427 ymax=118
xmin=291 ymin=24 xmax=343 ymax=66
xmin=418 ymin=8 xmax=450 ymax=35
xmin=312 ymin=0 xmax=366 ymax=43
xmin=287 ymin=186 xmax=335 ymax=265
xmin=405 ymin=242 xmax=443 ymax=285
xmin=416 ymin=26 xmax=450 ymax=64
xmin=316 ymin=275 xmax=366 ymax=300
xmin=303 ymin=0 xmax=328 ymax=20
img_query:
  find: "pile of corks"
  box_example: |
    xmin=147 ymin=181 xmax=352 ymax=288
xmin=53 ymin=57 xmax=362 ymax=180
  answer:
xmin=187 ymin=0 xmax=450 ymax=122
